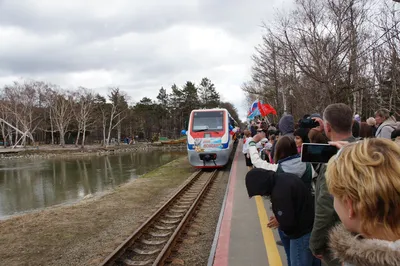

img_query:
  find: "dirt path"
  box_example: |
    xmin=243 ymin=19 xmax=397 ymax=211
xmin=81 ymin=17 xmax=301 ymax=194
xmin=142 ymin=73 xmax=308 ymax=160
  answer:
xmin=0 ymin=156 xmax=196 ymax=266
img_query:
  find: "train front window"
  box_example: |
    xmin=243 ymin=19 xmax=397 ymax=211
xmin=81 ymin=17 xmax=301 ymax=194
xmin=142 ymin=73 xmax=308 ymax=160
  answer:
xmin=192 ymin=111 xmax=224 ymax=132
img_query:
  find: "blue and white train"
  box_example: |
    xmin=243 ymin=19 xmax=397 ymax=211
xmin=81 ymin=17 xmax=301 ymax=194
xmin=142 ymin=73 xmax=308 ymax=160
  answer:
xmin=186 ymin=108 xmax=237 ymax=168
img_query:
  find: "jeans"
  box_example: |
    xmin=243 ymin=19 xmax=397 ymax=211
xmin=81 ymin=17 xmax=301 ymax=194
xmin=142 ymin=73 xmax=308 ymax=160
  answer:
xmin=278 ymin=229 xmax=321 ymax=266
xmin=290 ymin=232 xmax=321 ymax=266
xmin=278 ymin=228 xmax=291 ymax=266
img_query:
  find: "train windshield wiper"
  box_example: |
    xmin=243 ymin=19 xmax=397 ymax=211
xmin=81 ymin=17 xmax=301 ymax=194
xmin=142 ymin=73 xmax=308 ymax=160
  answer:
xmin=193 ymin=126 xmax=209 ymax=132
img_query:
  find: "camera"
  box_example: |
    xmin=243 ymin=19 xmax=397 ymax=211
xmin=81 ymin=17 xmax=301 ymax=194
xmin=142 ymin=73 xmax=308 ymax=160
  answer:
xmin=299 ymin=118 xmax=319 ymax=129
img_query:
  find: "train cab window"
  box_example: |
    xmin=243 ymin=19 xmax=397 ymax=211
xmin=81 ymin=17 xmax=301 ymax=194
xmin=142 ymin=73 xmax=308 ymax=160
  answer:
xmin=192 ymin=111 xmax=224 ymax=132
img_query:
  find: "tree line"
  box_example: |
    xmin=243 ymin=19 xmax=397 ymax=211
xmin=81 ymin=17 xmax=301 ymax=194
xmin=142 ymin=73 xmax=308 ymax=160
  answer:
xmin=0 ymin=77 xmax=241 ymax=148
xmin=243 ymin=0 xmax=399 ymax=121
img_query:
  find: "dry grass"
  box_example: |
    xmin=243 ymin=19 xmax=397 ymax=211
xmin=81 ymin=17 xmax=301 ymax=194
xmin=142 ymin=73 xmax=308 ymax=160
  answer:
xmin=0 ymin=156 xmax=196 ymax=266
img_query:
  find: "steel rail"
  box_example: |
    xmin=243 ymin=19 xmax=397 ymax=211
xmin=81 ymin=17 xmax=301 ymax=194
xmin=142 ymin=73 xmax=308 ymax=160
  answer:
xmin=152 ymin=170 xmax=218 ymax=265
xmin=99 ymin=170 xmax=217 ymax=266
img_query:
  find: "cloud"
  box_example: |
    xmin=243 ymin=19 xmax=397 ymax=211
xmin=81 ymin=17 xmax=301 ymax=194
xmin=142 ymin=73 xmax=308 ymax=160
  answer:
xmin=0 ymin=0 xmax=293 ymax=121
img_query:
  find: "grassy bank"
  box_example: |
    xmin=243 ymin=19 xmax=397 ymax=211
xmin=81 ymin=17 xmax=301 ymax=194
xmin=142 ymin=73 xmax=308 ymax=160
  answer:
xmin=0 ymin=155 xmax=195 ymax=266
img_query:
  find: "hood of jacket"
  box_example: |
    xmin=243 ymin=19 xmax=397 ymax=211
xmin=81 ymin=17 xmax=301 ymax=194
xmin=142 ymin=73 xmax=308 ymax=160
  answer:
xmin=245 ymin=168 xmax=276 ymax=197
xmin=278 ymin=155 xmax=306 ymax=178
xmin=278 ymin=115 xmax=294 ymax=135
xmin=377 ymin=118 xmax=398 ymax=131
xmin=329 ymin=224 xmax=400 ymax=266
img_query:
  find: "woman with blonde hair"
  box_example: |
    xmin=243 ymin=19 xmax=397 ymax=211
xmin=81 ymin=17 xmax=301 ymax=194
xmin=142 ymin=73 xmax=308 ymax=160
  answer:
xmin=326 ymin=138 xmax=400 ymax=266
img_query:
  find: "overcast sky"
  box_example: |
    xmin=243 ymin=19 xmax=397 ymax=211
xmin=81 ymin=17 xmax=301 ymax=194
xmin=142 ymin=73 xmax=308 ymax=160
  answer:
xmin=0 ymin=0 xmax=293 ymax=121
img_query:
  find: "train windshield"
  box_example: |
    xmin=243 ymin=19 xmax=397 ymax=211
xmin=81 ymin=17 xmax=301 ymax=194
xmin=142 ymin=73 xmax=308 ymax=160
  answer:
xmin=192 ymin=111 xmax=224 ymax=132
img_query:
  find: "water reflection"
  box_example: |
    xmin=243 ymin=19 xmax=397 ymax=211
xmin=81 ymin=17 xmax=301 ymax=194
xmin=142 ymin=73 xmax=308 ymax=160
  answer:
xmin=0 ymin=150 xmax=185 ymax=218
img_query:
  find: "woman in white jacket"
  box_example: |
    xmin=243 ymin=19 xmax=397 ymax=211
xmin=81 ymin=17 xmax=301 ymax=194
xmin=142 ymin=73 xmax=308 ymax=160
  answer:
xmin=242 ymin=130 xmax=253 ymax=171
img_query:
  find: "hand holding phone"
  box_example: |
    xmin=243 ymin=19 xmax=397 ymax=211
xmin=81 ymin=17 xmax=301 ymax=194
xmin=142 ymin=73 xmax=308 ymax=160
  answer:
xmin=301 ymin=143 xmax=339 ymax=163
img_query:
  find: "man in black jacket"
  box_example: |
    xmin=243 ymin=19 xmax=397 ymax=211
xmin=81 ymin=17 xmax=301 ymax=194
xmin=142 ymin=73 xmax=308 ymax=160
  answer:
xmin=246 ymin=168 xmax=319 ymax=266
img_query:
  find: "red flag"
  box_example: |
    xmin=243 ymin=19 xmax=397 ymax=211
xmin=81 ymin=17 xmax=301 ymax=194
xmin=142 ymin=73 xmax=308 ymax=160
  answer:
xmin=258 ymin=102 xmax=277 ymax=116
xmin=257 ymin=101 xmax=268 ymax=116
xmin=263 ymin=104 xmax=277 ymax=115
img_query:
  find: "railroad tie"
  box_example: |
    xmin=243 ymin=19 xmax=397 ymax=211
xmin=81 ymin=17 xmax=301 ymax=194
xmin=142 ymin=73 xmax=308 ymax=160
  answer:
xmin=140 ymin=239 xmax=167 ymax=245
xmin=132 ymin=247 xmax=161 ymax=255
xmin=123 ymin=258 xmax=152 ymax=266
xmin=153 ymin=224 xmax=175 ymax=230
xmin=148 ymin=231 xmax=172 ymax=237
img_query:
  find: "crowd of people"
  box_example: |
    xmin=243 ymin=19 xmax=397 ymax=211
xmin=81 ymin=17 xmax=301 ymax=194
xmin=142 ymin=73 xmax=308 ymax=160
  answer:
xmin=242 ymin=104 xmax=400 ymax=266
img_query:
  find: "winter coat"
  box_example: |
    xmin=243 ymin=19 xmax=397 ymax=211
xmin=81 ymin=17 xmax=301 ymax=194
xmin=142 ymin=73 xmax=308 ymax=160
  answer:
xmin=329 ymin=224 xmax=400 ymax=266
xmin=376 ymin=118 xmax=399 ymax=139
xmin=242 ymin=137 xmax=250 ymax=154
xmin=245 ymin=169 xmax=314 ymax=239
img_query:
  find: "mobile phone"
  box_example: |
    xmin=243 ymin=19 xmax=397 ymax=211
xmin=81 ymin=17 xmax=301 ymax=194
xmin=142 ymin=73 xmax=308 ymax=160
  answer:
xmin=301 ymin=143 xmax=338 ymax=163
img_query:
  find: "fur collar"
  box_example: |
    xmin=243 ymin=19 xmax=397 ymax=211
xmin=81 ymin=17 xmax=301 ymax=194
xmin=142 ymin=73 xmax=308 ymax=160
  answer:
xmin=329 ymin=224 xmax=400 ymax=266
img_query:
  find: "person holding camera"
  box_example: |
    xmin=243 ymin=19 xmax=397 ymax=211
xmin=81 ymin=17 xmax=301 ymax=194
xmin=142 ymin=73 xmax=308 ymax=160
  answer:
xmin=309 ymin=103 xmax=357 ymax=266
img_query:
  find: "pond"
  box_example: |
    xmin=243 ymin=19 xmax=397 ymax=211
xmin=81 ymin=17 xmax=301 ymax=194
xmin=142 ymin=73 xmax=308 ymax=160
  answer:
xmin=0 ymin=150 xmax=186 ymax=219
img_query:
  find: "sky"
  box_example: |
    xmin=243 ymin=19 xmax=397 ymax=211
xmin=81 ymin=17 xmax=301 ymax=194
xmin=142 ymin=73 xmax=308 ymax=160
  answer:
xmin=0 ymin=0 xmax=293 ymax=121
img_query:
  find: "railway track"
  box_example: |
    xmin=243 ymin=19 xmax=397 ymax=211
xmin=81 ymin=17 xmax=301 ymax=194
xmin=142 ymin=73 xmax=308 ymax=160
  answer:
xmin=100 ymin=169 xmax=219 ymax=266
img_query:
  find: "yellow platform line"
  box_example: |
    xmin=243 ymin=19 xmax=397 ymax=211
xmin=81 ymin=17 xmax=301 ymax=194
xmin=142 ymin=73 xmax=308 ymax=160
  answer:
xmin=255 ymin=196 xmax=283 ymax=266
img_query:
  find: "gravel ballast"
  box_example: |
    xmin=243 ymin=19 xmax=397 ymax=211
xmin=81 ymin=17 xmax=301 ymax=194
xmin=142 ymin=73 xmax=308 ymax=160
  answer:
xmin=170 ymin=165 xmax=231 ymax=265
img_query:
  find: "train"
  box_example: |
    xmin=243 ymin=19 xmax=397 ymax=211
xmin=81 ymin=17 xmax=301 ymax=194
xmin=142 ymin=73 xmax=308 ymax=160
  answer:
xmin=186 ymin=108 xmax=238 ymax=168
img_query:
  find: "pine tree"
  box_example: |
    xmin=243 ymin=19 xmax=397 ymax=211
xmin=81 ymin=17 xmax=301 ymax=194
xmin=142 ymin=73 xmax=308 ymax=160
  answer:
xmin=198 ymin=77 xmax=220 ymax=108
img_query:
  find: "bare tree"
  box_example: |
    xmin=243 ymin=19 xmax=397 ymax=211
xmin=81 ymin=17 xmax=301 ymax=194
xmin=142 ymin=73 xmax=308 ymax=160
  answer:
xmin=47 ymin=88 xmax=73 ymax=147
xmin=72 ymin=88 xmax=96 ymax=148
xmin=105 ymin=88 xmax=128 ymax=146
xmin=1 ymin=80 xmax=44 ymax=147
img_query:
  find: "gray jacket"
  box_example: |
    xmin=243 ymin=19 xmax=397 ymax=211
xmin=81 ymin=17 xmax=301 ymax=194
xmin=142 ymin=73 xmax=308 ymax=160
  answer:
xmin=375 ymin=118 xmax=399 ymax=139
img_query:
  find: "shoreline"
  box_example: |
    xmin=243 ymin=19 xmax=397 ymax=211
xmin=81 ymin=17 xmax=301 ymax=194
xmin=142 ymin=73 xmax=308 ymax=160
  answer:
xmin=0 ymin=143 xmax=186 ymax=160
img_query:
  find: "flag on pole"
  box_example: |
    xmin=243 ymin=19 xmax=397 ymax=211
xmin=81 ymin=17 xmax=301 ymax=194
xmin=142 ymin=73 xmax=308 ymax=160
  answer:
xmin=247 ymin=99 xmax=261 ymax=120
xmin=247 ymin=99 xmax=277 ymax=120
xmin=248 ymin=100 xmax=259 ymax=115
xmin=258 ymin=102 xmax=277 ymax=116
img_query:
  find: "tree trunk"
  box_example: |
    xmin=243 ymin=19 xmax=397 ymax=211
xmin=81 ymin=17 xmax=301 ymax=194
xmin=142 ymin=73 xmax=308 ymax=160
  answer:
xmin=75 ymin=130 xmax=80 ymax=147
xmin=1 ymin=123 xmax=6 ymax=148
xmin=14 ymin=121 xmax=18 ymax=145
xmin=282 ymin=87 xmax=288 ymax=115
xmin=8 ymin=126 xmax=13 ymax=146
xmin=81 ymin=122 xmax=87 ymax=149
xmin=102 ymin=115 xmax=106 ymax=146
xmin=106 ymin=106 xmax=116 ymax=146
xmin=117 ymin=114 xmax=121 ymax=145
xmin=50 ymin=109 xmax=54 ymax=145
xmin=59 ymin=128 xmax=65 ymax=147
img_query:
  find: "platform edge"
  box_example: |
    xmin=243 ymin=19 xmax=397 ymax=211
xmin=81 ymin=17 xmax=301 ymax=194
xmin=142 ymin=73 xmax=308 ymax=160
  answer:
xmin=206 ymin=145 xmax=240 ymax=266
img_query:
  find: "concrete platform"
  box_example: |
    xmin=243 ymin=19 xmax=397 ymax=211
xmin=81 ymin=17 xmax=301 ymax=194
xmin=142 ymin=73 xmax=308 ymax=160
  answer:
xmin=208 ymin=142 xmax=288 ymax=266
